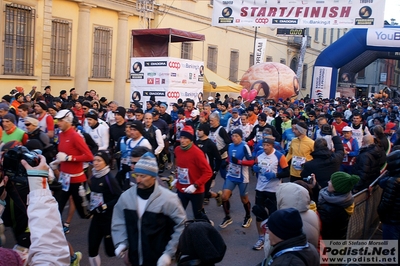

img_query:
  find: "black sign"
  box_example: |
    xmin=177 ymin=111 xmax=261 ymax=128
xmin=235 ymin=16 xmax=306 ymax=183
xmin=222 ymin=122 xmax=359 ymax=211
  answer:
xmin=276 ymin=28 xmax=305 ymax=36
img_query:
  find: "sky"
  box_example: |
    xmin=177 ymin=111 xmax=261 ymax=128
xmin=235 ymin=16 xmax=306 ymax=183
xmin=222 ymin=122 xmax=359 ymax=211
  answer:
xmin=384 ymin=0 xmax=400 ymax=23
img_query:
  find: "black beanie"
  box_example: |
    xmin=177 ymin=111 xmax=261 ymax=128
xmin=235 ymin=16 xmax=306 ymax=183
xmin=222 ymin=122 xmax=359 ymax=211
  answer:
xmin=94 ymin=150 xmax=111 ymax=165
xmin=178 ymin=221 xmax=226 ymax=264
xmin=86 ymin=110 xmax=98 ymax=120
xmin=231 ymin=128 xmax=243 ymax=138
xmin=198 ymin=123 xmax=210 ymax=136
xmin=267 ymin=208 xmax=303 ymax=240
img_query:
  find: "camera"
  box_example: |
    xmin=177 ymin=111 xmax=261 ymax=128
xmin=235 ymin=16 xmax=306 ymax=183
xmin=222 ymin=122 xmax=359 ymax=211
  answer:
xmin=303 ymin=176 xmax=313 ymax=184
xmin=2 ymin=146 xmax=40 ymax=185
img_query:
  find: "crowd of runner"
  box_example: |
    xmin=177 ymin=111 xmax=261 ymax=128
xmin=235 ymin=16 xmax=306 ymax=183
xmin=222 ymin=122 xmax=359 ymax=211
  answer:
xmin=0 ymin=85 xmax=399 ymax=266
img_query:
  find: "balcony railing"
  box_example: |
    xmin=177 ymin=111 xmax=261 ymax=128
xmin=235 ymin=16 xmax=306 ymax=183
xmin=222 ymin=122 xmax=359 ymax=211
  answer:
xmin=287 ymin=36 xmax=312 ymax=48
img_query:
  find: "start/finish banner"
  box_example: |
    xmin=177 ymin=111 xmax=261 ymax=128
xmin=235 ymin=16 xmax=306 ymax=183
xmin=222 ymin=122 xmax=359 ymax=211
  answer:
xmin=211 ymin=0 xmax=386 ymax=28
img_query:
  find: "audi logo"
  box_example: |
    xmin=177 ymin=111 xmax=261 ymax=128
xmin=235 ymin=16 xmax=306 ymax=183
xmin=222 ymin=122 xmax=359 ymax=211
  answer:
xmin=167 ymin=91 xmax=181 ymax=99
xmin=169 ymin=62 xmax=181 ymax=70
xmin=255 ymin=18 xmax=269 ymax=24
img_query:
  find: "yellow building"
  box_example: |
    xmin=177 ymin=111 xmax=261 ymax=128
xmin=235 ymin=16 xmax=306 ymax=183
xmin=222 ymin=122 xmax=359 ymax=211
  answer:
xmin=0 ymin=0 xmax=346 ymax=106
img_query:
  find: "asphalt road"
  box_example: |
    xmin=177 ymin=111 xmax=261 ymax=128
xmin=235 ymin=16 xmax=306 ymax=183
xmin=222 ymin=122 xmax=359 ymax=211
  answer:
xmin=4 ymin=169 xmax=266 ymax=266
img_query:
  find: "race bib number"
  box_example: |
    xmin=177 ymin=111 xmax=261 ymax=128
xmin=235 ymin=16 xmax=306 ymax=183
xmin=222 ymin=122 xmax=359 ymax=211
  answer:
xmin=59 ymin=172 xmax=71 ymax=192
xmin=259 ymin=161 xmax=271 ymax=175
xmin=177 ymin=167 xmax=190 ymax=185
xmin=90 ymin=192 xmax=104 ymax=211
xmin=292 ymin=156 xmax=306 ymax=171
xmin=228 ymin=163 xmax=241 ymax=179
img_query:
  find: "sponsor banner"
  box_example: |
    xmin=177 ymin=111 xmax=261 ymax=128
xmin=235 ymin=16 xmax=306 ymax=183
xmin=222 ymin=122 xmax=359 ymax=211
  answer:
xmin=311 ymin=66 xmax=332 ymax=99
xmin=212 ymin=0 xmax=386 ymax=28
xmin=254 ymin=38 xmax=267 ymax=65
xmin=320 ymin=240 xmax=398 ymax=265
xmin=130 ymin=57 xmax=204 ymax=109
xmin=367 ymin=28 xmax=400 ymax=48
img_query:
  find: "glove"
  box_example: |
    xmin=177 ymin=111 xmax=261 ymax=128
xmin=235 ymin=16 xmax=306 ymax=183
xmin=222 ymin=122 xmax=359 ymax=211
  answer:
xmin=263 ymin=172 xmax=276 ymax=181
xmin=92 ymin=204 xmax=107 ymax=214
xmin=231 ymin=157 xmax=239 ymax=164
xmin=183 ymin=184 xmax=197 ymax=194
xmin=49 ymin=160 xmax=60 ymax=170
xmin=253 ymin=164 xmax=261 ymax=173
xmin=157 ymin=253 xmax=171 ymax=266
xmin=115 ymin=244 xmax=127 ymax=257
xmin=170 ymin=179 xmax=178 ymax=187
xmin=56 ymin=152 xmax=71 ymax=162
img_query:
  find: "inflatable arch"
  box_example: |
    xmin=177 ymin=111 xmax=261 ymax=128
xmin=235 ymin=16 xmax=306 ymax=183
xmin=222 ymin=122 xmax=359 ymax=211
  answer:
xmin=311 ymin=26 xmax=400 ymax=99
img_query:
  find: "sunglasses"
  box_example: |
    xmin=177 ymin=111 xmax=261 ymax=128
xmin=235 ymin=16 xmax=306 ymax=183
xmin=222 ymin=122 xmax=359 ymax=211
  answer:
xmin=25 ymin=123 xmax=31 ymax=126
xmin=309 ymin=115 xmax=314 ymax=117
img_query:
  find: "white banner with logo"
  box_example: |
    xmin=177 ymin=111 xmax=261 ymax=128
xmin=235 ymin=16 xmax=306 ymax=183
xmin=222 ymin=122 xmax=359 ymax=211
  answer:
xmin=367 ymin=28 xmax=400 ymax=47
xmin=130 ymin=57 xmax=204 ymax=109
xmin=254 ymin=38 xmax=267 ymax=65
xmin=212 ymin=0 xmax=386 ymax=28
xmin=311 ymin=66 xmax=332 ymax=99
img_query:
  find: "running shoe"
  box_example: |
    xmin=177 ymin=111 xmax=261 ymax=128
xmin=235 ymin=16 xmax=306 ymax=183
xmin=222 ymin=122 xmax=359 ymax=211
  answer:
xmin=71 ymin=251 xmax=82 ymax=266
xmin=253 ymin=238 xmax=265 ymax=250
xmin=63 ymin=222 xmax=70 ymax=234
xmin=242 ymin=216 xmax=252 ymax=228
xmin=219 ymin=216 xmax=233 ymax=228
xmin=215 ymin=191 xmax=223 ymax=206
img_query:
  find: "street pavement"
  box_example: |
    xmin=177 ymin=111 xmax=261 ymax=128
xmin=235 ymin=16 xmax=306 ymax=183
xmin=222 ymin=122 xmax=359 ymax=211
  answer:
xmin=4 ymin=169 xmax=266 ymax=266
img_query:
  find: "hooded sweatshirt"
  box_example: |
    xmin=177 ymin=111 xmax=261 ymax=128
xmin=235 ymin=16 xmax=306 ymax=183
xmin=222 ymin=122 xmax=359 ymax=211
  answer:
xmin=276 ymin=183 xmax=320 ymax=248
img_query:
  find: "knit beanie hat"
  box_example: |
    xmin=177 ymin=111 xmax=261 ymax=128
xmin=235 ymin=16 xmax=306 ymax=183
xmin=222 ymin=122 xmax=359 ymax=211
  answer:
xmin=82 ymin=101 xmax=91 ymax=108
xmin=0 ymin=247 xmax=23 ymax=266
xmin=134 ymin=152 xmax=158 ymax=177
xmin=330 ymin=171 xmax=360 ymax=194
xmin=180 ymin=126 xmax=194 ymax=141
xmin=178 ymin=221 xmax=226 ymax=264
xmin=131 ymin=120 xmax=145 ymax=135
xmin=94 ymin=150 xmax=111 ymax=165
xmin=258 ymin=113 xmax=267 ymax=121
xmin=35 ymin=101 xmax=48 ymax=111
xmin=3 ymin=113 xmax=15 ymax=124
xmin=198 ymin=123 xmax=210 ymax=136
xmin=85 ymin=109 xmax=99 ymax=120
xmin=267 ymin=208 xmax=303 ymax=240
xmin=231 ymin=128 xmax=243 ymax=138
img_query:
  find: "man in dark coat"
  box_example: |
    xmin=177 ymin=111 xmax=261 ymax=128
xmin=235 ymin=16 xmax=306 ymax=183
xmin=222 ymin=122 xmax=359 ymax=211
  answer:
xmin=377 ymin=149 xmax=400 ymax=241
xmin=301 ymin=135 xmax=344 ymax=202
xmin=264 ymin=208 xmax=319 ymax=266
xmin=352 ymin=135 xmax=386 ymax=192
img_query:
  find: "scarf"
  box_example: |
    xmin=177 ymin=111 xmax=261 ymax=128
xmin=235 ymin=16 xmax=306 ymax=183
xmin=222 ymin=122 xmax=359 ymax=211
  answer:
xmin=318 ymin=187 xmax=354 ymax=209
xmin=180 ymin=142 xmax=193 ymax=151
xmin=92 ymin=166 xmax=110 ymax=179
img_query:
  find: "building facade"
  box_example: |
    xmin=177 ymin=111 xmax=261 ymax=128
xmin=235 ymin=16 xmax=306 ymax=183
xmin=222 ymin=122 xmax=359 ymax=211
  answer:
xmin=0 ymin=0 xmax=352 ymax=106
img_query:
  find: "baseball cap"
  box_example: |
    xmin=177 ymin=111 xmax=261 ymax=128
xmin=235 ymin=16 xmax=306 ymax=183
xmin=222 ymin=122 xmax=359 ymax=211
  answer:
xmin=190 ymin=109 xmax=200 ymax=118
xmin=114 ymin=106 xmax=126 ymax=117
xmin=152 ymin=110 xmax=160 ymax=116
xmin=342 ymin=126 xmax=352 ymax=132
xmin=232 ymin=108 xmax=239 ymax=113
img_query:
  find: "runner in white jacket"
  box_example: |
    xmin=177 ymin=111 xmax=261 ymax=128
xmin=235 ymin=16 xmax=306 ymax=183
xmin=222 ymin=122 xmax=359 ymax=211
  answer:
xmin=86 ymin=109 xmax=110 ymax=151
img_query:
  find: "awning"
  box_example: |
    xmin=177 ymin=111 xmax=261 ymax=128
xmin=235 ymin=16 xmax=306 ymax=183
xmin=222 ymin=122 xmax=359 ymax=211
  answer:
xmin=203 ymin=68 xmax=242 ymax=93
xmin=132 ymin=28 xmax=205 ymax=57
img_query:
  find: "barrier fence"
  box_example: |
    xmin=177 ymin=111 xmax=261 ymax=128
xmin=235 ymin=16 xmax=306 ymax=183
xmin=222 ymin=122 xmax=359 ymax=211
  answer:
xmin=346 ymin=171 xmax=386 ymax=240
